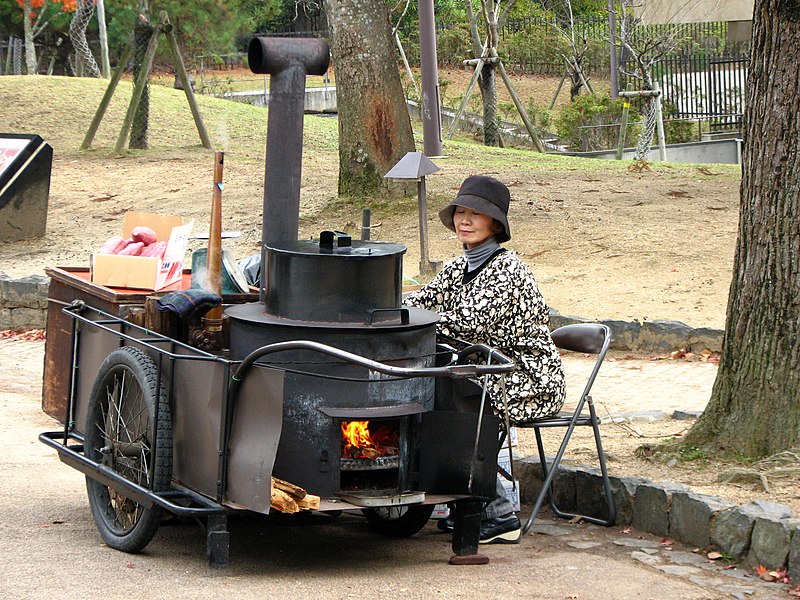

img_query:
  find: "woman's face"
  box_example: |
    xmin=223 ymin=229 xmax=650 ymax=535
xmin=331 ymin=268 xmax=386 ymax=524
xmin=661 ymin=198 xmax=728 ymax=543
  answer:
xmin=453 ymin=206 xmax=500 ymax=249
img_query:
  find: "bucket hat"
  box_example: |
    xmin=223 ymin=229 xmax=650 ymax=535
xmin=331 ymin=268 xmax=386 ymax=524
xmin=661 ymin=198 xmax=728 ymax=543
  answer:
xmin=438 ymin=175 xmax=511 ymax=243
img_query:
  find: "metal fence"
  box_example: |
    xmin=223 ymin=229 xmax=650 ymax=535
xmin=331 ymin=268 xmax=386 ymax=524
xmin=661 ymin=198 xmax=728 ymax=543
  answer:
xmin=648 ymin=54 xmax=748 ymax=131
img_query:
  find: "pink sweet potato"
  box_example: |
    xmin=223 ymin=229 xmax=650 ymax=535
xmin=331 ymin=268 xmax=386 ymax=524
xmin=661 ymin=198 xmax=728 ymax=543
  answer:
xmin=98 ymin=235 xmax=131 ymax=255
xmin=117 ymin=241 xmax=144 ymax=256
xmin=98 ymin=235 xmax=124 ymax=254
xmin=139 ymin=241 xmax=167 ymax=258
xmin=131 ymin=226 xmax=158 ymax=245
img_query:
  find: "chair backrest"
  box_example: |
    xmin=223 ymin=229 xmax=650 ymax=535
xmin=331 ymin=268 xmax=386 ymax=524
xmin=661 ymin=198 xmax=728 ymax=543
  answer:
xmin=550 ymin=323 xmax=609 ymax=355
xmin=551 ymin=323 xmax=611 ymax=404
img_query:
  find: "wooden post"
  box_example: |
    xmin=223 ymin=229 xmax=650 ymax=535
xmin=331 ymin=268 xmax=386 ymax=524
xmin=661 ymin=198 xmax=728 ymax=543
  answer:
xmin=447 ymin=58 xmax=484 ymax=139
xmin=549 ymin=67 xmax=568 ymax=110
xmin=164 ymin=14 xmax=212 ymax=149
xmin=497 ymin=59 xmax=545 ymax=153
xmin=615 ymin=83 xmax=633 ymax=160
xmin=654 ymin=83 xmax=667 ymax=161
xmin=205 ymin=151 xmax=225 ymax=314
xmin=115 ymin=22 xmax=161 ymax=154
xmin=82 ymin=41 xmax=134 ymax=150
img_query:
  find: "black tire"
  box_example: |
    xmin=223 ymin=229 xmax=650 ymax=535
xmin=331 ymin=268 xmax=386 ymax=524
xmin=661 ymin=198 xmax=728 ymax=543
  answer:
xmin=362 ymin=504 xmax=435 ymax=538
xmin=84 ymin=346 xmax=172 ymax=553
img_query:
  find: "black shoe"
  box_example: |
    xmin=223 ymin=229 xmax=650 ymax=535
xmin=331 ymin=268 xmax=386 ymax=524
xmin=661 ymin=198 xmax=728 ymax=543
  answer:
xmin=479 ymin=515 xmax=521 ymax=544
xmin=437 ymin=516 xmax=454 ymax=532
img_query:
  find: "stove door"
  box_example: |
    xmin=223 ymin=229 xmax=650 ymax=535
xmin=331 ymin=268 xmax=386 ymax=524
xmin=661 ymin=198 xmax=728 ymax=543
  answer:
xmin=417 ymin=410 xmax=499 ymax=500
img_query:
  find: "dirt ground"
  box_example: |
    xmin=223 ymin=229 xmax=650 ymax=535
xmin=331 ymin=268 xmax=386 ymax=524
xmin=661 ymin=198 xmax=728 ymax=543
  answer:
xmin=0 ymin=132 xmax=740 ymax=331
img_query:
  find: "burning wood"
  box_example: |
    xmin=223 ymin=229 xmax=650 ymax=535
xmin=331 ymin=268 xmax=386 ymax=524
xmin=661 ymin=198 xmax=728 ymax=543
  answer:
xmin=270 ymin=477 xmax=320 ymax=513
xmin=340 ymin=420 xmax=399 ymax=461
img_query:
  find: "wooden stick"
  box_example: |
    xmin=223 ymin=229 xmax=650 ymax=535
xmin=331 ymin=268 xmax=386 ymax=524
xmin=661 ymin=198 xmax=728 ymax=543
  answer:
xmin=272 ymin=476 xmax=307 ymax=499
xmin=296 ymin=494 xmax=320 ymax=510
xmin=205 ymin=151 xmax=224 ymax=320
xmin=164 ymin=13 xmax=212 ymax=149
xmin=270 ymin=488 xmax=299 ymax=514
xmin=114 ymin=20 xmax=161 ymax=154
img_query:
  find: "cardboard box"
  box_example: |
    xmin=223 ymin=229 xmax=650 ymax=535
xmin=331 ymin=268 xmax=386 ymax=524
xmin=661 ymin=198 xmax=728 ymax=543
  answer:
xmin=91 ymin=212 xmax=193 ymax=290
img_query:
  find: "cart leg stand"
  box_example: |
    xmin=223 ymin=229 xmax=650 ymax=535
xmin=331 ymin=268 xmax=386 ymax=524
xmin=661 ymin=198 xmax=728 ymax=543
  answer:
xmin=449 ymin=499 xmax=489 ymax=565
xmin=206 ymin=514 xmax=229 ymax=568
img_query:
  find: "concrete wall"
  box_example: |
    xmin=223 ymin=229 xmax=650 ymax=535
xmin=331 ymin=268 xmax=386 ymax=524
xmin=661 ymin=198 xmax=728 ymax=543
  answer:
xmin=569 ymin=138 xmax=743 ymax=165
xmin=225 ymin=86 xmax=338 ymax=113
xmin=635 ymin=0 xmax=754 ymax=24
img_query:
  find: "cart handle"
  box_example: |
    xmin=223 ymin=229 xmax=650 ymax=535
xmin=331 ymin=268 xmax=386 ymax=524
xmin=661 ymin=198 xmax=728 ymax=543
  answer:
xmin=231 ymin=339 xmax=515 ymax=382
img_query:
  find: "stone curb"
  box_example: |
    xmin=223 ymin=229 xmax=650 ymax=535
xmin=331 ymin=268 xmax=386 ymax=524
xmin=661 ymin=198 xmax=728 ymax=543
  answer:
xmin=515 ymin=455 xmax=800 ymax=577
xmin=0 ymin=274 xmax=725 ymax=353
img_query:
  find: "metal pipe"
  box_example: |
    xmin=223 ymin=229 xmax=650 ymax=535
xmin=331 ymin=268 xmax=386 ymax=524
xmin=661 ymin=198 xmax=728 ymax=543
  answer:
xmin=418 ymin=0 xmax=443 ymax=156
xmin=248 ymin=37 xmax=330 ymax=301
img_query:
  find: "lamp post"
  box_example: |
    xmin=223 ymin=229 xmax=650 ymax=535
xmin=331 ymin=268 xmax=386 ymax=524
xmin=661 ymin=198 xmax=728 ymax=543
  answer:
xmin=384 ymin=151 xmax=442 ymax=276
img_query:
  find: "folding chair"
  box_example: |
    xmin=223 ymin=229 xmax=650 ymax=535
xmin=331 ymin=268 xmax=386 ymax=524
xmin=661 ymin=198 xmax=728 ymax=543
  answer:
xmin=512 ymin=323 xmax=616 ymax=534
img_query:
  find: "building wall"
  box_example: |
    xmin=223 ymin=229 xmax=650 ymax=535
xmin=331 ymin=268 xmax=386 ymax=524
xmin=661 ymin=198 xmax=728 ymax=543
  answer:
xmin=635 ymin=0 xmax=754 ymax=24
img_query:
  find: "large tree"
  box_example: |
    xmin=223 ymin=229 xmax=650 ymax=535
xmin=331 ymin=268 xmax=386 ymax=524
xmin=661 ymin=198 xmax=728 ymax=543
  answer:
xmin=323 ymin=0 xmax=415 ymax=195
xmin=684 ymin=2 xmax=800 ymax=458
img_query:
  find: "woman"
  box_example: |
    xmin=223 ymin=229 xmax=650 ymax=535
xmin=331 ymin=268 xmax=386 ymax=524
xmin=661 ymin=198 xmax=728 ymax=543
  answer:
xmin=405 ymin=175 xmax=566 ymax=544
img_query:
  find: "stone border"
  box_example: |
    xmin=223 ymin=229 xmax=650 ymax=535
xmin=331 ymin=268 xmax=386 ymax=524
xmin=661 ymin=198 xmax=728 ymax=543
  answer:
xmin=0 ymin=274 xmax=724 ymax=353
xmin=0 ymin=274 xmax=49 ymax=330
xmin=515 ymin=456 xmax=800 ymax=577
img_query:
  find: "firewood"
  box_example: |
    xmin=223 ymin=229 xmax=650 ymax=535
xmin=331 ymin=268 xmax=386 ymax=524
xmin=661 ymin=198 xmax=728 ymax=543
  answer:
xmin=270 ymin=488 xmax=299 ymax=514
xmin=272 ymin=477 xmax=307 ymax=499
xmin=296 ymin=494 xmax=320 ymax=511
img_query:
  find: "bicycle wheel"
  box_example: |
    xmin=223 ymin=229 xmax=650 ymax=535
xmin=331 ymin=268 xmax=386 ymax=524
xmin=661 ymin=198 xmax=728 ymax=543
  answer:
xmin=84 ymin=346 xmax=172 ymax=553
xmin=362 ymin=504 xmax=434 ymax=537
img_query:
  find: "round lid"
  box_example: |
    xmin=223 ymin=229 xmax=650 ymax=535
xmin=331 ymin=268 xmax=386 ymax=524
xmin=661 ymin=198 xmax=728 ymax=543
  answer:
xmin=268 ymin=234 xmax=406 ymax=258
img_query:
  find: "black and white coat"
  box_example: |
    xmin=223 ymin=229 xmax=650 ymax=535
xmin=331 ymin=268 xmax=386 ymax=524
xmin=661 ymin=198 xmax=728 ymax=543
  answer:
xmin=405 ymin=249 xmax=566 ymax=423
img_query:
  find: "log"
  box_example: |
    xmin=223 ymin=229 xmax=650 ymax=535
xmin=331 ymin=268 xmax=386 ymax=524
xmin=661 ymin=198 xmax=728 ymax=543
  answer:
xmin=272 ymin=477 xmax=307 ymax=499
xmin=296 ymin=494 xmax=320 ymax=511
xmin=270 ymin=488 xmax=299 ymax=514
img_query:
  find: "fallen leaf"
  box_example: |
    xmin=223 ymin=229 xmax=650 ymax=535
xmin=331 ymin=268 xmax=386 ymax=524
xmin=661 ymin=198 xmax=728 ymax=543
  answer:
xmin=660 ymin=538 xmax=674 ymax=547
xmin=126 ymin=561 xmax=135 ymax=569
xmin=667 ymin=190 xmax=692 ymax=198
xmin=90 ymin=194 xmax=118 ymax=202
xmin=707 ymin=551 xmax=723 ymax=560
xmin=569 ymin=515 xmax=584 ymax=524
xmin=621 ymin=528 xmax=632 ymax=534
xmin=697 ymin=167 xmax=719 ymax=175
xmin=706 ymin=205 xmax=727 ymax=211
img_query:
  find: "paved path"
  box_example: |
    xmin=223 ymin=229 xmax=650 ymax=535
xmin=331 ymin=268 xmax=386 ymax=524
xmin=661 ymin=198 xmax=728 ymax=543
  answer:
xmin=3 ymin=337 xmax=788 ymax=599
xmin=561 ymin=352 xmax=717 ymax=417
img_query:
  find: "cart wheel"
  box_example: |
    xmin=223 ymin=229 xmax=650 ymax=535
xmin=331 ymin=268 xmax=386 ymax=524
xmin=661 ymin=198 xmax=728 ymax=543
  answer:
xmin=362 ymin=505 xmax=435 ymax=538
xmin=84 ymin=346 xmax=172 ymax=553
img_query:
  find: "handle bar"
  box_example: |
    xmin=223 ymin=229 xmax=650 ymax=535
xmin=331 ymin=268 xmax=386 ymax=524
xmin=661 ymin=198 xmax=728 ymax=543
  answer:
xmin=232 ymin=339 xmax=515 ymax=381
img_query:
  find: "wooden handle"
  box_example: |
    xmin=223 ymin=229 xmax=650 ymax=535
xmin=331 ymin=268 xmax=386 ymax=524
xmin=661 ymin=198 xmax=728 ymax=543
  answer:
xmin=206 ymin=151 xmax=224 ymax=319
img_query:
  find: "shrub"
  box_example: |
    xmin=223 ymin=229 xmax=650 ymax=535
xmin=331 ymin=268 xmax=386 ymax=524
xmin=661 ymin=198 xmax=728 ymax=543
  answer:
xmin=555 ymin=94 xmax=636 ymax=151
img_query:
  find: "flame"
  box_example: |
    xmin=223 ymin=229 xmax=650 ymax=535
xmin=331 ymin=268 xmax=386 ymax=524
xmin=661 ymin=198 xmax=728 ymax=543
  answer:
xmin=341 ymin=420 xmax=399 ymax=460
xmin=341 ymin=420 xmax=374 ymax=450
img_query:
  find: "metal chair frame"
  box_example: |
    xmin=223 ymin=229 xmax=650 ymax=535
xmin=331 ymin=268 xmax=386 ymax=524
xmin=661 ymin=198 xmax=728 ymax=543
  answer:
xmin=513 ymin=323 xmax=616 ymax=534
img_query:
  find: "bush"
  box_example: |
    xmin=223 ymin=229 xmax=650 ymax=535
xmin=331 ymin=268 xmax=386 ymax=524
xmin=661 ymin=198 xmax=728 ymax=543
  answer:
xmin=555 ymin=94 xmax=638 ymax=151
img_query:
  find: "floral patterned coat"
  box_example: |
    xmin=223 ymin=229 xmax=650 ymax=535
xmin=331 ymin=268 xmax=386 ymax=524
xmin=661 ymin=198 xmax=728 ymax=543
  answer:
xmin=405 ymin=249 xmax=566 ymax=423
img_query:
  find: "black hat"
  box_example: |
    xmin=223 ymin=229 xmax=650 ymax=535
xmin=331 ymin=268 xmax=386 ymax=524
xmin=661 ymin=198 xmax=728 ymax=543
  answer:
xmin=438 ymin=175 xmax=511 ymax=243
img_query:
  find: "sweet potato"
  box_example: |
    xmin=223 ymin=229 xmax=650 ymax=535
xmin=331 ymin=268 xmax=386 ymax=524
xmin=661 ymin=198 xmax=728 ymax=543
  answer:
xmin=139 ymin=241 xmax=167 ymax=258
xmin=98 ymin=235 xmax=129 ymax=255
xmin=131 ymin=226 xmax=157 ymax=245
xmin=117 ymin=241 xmax=144 ymax=256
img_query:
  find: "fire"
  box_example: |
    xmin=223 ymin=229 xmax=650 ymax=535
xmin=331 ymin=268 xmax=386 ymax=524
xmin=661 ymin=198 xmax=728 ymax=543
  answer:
xmin=341 ymin=420 xmax=399 ymax=460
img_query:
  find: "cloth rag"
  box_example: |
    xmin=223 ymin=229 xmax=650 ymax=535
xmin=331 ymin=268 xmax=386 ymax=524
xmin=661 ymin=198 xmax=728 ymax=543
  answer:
xmin=156 ymin=289 xmax=222 ymax=318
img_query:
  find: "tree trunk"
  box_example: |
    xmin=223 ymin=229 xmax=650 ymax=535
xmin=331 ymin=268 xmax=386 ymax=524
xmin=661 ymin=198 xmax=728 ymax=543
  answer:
xmin=324 ymin=0 xmax=415 ymax=196
xmin=22 ymin=0 xmax=37 ymax=75
xmin=481 ymin=62 xmax=499 ymax=146
xmin=684 ymin=2 xmax=800 ymax=458
xmin=130 ymin=17 xmax=153 ymax=150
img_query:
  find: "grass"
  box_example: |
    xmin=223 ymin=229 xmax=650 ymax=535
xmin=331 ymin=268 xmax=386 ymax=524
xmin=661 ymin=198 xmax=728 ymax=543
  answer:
xmin=0 ymin=74 xmax=741 ymax=183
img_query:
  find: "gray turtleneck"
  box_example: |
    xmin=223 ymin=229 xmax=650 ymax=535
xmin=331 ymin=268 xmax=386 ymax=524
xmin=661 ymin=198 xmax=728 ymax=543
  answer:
xmin=464 ymin=237 xmax=501 ymax=272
